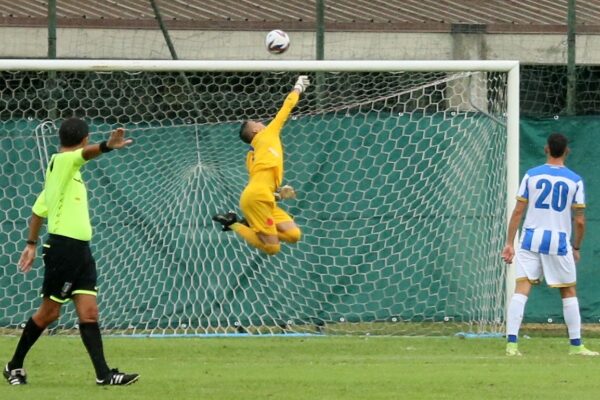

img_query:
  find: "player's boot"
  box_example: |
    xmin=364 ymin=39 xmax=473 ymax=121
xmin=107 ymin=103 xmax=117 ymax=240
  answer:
xmin=96 ymin=368 xmax=140 ymax=386
xmin=212 ymin=212 xmax=238 ymax=231
xmin=505 ymin=342 xmax=522 ymax=356
xmin=3 ymin=364 xmax=27 ymax=385
xmin=569 ymin=345 xmax=599 ymax=356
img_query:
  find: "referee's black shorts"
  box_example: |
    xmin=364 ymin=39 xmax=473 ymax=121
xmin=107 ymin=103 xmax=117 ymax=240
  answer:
xmin=41 ymin=234 xmax=98 ymax=304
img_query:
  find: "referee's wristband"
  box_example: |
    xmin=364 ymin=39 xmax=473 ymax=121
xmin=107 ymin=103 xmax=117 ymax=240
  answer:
xmin=99 ymin=141 xmax=114 ymax=153
xmin=26 ymin=240 xmax=37 ymax=245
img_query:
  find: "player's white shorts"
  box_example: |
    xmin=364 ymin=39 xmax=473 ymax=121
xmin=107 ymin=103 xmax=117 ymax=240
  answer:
xmin=515 ymin=248 xmax=576 ymax=287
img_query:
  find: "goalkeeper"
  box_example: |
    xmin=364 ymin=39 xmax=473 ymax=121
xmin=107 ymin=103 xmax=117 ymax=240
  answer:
xmin=213 ymin=76 xmax=309 ymax=255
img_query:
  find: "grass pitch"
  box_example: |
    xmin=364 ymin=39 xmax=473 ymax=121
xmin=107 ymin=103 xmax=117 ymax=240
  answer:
xmin=0 ymin=335 xmax=599 ymax=399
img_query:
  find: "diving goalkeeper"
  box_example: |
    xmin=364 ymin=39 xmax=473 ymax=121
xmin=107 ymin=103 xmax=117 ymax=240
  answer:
xmin=212 ymin=76 xmax=309 ymax=255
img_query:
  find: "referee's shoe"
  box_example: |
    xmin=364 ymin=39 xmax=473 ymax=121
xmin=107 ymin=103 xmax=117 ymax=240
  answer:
xmin=96 ymin=368 xmax=139 ymax=386
xmin=3 ymin=364 xmax=27 ymax=385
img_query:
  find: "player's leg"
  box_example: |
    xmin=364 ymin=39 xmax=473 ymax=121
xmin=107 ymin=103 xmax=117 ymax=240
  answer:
xmin=217 ymin=186 xmax=281 ymax=255
xmin=4 ymin=297 xmax=62 ymax=385
xmin=277 ymin=221 xmax=301 ymax=243
xmin=230 ymin=217 xmax=280 ymax=255
xmin=273 ymin=206 xmax=301 ymax=244
xmin=73 ymin=294 xmax=109 ymax=380
xmin=558 ymin=286 xmax=595 ymax=355
xmin=229 ymin=225 xmax=280 ymax=255
xmin=4 ymin=237 xmax=70 ymax=385
xmin=505 ymin=280 xmax=531 ymax=356
xmin=543 ymin=253 xmax=599 ymax=356
xmin=214 ymin=210 xmax=280 ymax=254
xmin=505 ymin=249 xmax=540 ymax=356
xmin=74 ymin=247 xmax=140 ymax=385
xmin=73 ymin=294 xmax=139 ymax=385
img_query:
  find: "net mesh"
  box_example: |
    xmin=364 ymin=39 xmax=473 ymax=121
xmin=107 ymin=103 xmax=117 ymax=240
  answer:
xmin=521 ymin=65 xmax=600 ymax=117
xmin=0 ymin=68 xmax=509 ymax=335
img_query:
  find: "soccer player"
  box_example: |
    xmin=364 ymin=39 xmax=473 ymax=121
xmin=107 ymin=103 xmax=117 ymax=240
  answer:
xmin=212 ymin=76 xmax=310 ymax=255
xmin=4 ymin=118 xmax=140 ymax=385
xmin=501 ymin=133 xmax=597 ymax=356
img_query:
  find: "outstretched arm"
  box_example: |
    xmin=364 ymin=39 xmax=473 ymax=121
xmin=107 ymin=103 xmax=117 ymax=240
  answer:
xmin=267 ymin=76 xmax=310 ymax=132
xmin=292 ymin=75 xmax=310 ymax=95
xmin=82 ymin=128 xmax=133 ymax=161
xmin=501 ymin=200 xmax=527 ymax=264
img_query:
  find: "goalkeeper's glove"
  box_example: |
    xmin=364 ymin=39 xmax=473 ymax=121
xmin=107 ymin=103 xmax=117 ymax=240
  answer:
xmin=294 ymin=75 xmax=310 ymax=94
xmin=274 ymin=185 xmax=297 ymax=201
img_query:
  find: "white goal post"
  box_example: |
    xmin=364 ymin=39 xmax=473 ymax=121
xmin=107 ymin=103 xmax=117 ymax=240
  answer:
xmin=0 ymin=59 xmax=519 ymax=336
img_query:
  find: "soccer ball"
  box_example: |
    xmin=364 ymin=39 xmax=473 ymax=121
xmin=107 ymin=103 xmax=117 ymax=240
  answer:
xmin=265 ymin=30 xmax=290 ymax=54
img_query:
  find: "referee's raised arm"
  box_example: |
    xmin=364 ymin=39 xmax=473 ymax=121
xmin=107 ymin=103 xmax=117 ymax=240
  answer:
xmin=82 ymin=127 xmax=133 ymax=160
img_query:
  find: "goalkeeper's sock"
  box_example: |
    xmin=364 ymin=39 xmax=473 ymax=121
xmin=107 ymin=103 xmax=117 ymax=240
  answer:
xmin=79 ymin=322 xmax=110 ymax=380
xmin=562 ymin=297 xmax=581 ymax=343
xmin=278 ymin=227 xmax=302 ymax=243
xmin=9 ymin=317 xmax=45 ymax=369
xmin=231 ymin=223 xmax=280 ymax=255
xmin=506 ymin=293 xmax=528 ymax=340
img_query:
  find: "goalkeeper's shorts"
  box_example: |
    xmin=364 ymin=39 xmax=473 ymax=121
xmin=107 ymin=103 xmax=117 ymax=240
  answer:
xmin=240 ymin=183 xmax=293 ymax=235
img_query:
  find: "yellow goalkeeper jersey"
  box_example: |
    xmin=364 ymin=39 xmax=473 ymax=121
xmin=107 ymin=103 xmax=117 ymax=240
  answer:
xmin=246 ymin=91 xmax=299 ymax=190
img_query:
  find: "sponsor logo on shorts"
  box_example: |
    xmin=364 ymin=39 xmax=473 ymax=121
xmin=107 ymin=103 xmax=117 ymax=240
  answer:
xmin=60 ymin=282 xmax=73 ymax=298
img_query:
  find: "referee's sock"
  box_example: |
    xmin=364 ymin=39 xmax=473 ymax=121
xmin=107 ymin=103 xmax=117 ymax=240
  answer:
xmin=9 ymin=317 xmax=45 ymax=369
xmin=79 ymin=322 xmax=110 ymax=379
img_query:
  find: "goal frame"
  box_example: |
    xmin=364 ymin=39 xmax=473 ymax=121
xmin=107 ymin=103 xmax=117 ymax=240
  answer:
xmin=0 ymin=59 xmax=519 ymax=328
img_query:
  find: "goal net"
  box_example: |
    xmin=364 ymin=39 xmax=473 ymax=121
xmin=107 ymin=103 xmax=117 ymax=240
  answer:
xmin=0 ymin=60 xmax=518 ymax=336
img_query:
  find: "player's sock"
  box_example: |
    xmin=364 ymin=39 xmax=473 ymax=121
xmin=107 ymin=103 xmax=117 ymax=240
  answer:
xmin=231 ymin=223 xmax=281 ymax=255
xmin=79 ymin=322 xmax=110 ymax=379
xmin=278 ymin=227 xmax=302 ymax=243
xmin=562 ymin=297 xmax=581 ymax=344
xmin=506 ymin=293 xmax=528 ymax=341
xmin=9 ymin=317 xmax=45 ymax=369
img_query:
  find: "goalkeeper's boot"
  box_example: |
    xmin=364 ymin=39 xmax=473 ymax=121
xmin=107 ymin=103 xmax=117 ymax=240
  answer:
xmin=505 ymin=342 xmax=522 ymax=356
xmin=569 ymin=345 xmax=599 ymax=356
xmin=3 ymin=364 xmax=27 ymax=385
xmin=96 ymin=368 xmax=140 ymax=386
xmin=212 ymin=212 xmax=238 ymax=231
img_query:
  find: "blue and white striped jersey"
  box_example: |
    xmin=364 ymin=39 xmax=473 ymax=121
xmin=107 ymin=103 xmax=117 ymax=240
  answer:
xmin=517 ymin=164 xmax=585 ymax=256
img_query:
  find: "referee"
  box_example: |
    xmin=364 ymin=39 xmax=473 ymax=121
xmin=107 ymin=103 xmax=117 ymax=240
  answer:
xmin=4 ymin=118 xmax=139 ymax=386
